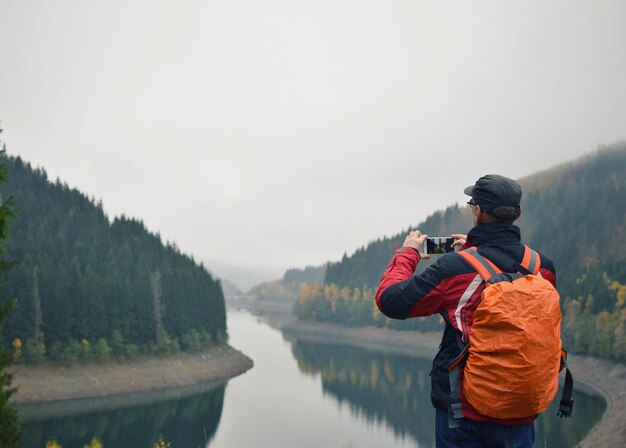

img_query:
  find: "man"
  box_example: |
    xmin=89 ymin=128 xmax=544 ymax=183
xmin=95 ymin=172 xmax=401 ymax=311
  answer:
xmin=375 ymin=174 xmax=557 ymax=448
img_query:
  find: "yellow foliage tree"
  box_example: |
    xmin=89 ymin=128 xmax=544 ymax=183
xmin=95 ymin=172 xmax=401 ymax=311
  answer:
xmin=11 ymin=338 xmax=21 ymax=362
xmin=607 ymin=278 xmax=626 ymax=309
xmin=299 ymin=283 xmax=322 ymax=302
xmin=614 ymin=309 xmax=626 ymax=359
xmin=324 ymin=284 xmax=339 ymax=301
xmin=153 ymin=435 xmax=172 ymax=448
xmin=83 ymin=437 xmax=103 ymax=448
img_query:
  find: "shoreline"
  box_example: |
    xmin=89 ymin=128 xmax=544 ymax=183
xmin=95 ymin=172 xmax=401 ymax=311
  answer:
xmin=10 ymin=344 xmax=253 ymax=416
xmin=281 ymin=319 xmax=626 ymax=448
xmin=9 ymin=309 xmax=625 ymax=447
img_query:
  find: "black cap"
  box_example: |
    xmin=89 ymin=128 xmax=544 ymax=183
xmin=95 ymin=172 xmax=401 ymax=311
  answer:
xmin=464 ymin=174 xmax=522 ymax=219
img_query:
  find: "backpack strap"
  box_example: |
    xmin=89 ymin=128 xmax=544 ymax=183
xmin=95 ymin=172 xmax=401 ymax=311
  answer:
xmin=462 ymin=245 xmax=541 ymax=277
xmin=447 ymin=336 xmax=469 ymax=427
xmin=557 ymin=350 xmax=574 ymax=418
xmin=458 ymin=247 xmax=502 ymax=282
xmin=520 ymin=245 xmax=541 ymax=275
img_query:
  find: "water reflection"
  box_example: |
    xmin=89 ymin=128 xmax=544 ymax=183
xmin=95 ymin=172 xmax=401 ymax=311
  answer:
xmin=19 ymin=384 xmax=225 ymax=448
xmin=535 ymin=388 xmax=606 ymax=448
xmin=291 ymin=339 xmax=605 ymax=448
xmin=293 ymin=340 xmax=436 ymax=446
xmin=17 ymin=311 xmax=606 ymax=448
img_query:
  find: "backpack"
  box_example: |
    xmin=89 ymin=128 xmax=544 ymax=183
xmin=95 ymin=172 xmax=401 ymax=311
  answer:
xmin=447 ymin=245 xmax=573 ymax=421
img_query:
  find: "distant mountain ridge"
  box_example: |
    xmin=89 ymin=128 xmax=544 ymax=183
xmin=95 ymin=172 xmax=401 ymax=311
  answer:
xmin=203 ymin=258 xmax=281 ymax=293
xmin=324 ymin=142 xmax=626 ymax=308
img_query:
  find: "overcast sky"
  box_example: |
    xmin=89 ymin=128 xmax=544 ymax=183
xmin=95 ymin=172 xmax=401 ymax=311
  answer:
xmin=1 ymin=1 xmax=625 ymax=289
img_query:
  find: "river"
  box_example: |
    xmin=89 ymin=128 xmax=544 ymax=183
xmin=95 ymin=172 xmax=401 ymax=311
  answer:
xmin=19 ymin=310 xmax=605 ymax=447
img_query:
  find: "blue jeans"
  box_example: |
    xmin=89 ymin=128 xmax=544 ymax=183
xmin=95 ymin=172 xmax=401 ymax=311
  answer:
xmin=435 ymin=410 xmax=535 ymax=448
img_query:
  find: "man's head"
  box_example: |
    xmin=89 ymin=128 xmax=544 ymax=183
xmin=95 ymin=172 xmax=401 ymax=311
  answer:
xmin=464 ymin=174 xmax=522 ymax=225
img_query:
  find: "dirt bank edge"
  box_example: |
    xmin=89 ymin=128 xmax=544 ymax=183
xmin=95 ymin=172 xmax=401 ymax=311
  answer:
xmin=282 ymin=320 xmax=626 ymax=448
xmin=10 ymin=344 xmax=253 ymax=406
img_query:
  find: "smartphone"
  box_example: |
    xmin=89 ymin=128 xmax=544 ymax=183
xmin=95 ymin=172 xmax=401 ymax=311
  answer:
xmin=423 ymin=237 xmax=455 ymax=254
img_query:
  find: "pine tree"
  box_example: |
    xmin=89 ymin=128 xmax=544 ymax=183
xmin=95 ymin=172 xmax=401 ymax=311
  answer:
xmin=0 ymin=139 xmax=21 ymax=446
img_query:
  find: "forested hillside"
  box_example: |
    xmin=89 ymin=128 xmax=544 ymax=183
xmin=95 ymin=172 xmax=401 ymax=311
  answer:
xmin=324 ymin=205 xmax=461 ymax=291
xmin=0 ymin=154 xmax=227 ymax=362
xmin=326 ymin=143 xmax=625 ymax=298
xmin=248 ymin=264 xmax=326 ymax=302
xmin=299 ymin=142 xmax=626 ymax=360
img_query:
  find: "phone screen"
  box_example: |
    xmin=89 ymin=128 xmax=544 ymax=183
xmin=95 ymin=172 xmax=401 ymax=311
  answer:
xmin=425 ymin=237 xmax=455 ymax=254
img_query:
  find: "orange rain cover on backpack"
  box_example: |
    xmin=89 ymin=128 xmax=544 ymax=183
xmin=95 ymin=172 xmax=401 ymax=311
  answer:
xmin=458 ymin=246 xmax=562 ymax=419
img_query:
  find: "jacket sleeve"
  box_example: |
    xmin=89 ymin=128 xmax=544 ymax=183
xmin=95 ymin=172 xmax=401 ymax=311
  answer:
xmin=375 ymin=248 xmax=453 ymax=320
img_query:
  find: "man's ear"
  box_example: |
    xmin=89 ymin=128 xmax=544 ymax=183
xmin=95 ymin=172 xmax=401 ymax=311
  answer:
xmin=472 ymin=204 xmax=481 ymax=225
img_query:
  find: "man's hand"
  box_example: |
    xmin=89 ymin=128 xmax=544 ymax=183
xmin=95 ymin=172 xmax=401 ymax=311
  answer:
xmin=451 ymin=234 xmax=467 ymax=248
xmin=403 ymin=230 xmax=430 ymax=259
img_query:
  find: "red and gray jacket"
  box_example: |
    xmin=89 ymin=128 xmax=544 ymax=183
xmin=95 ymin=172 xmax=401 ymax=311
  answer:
xmin=375 ymin=222 xmax=557 ymax=425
